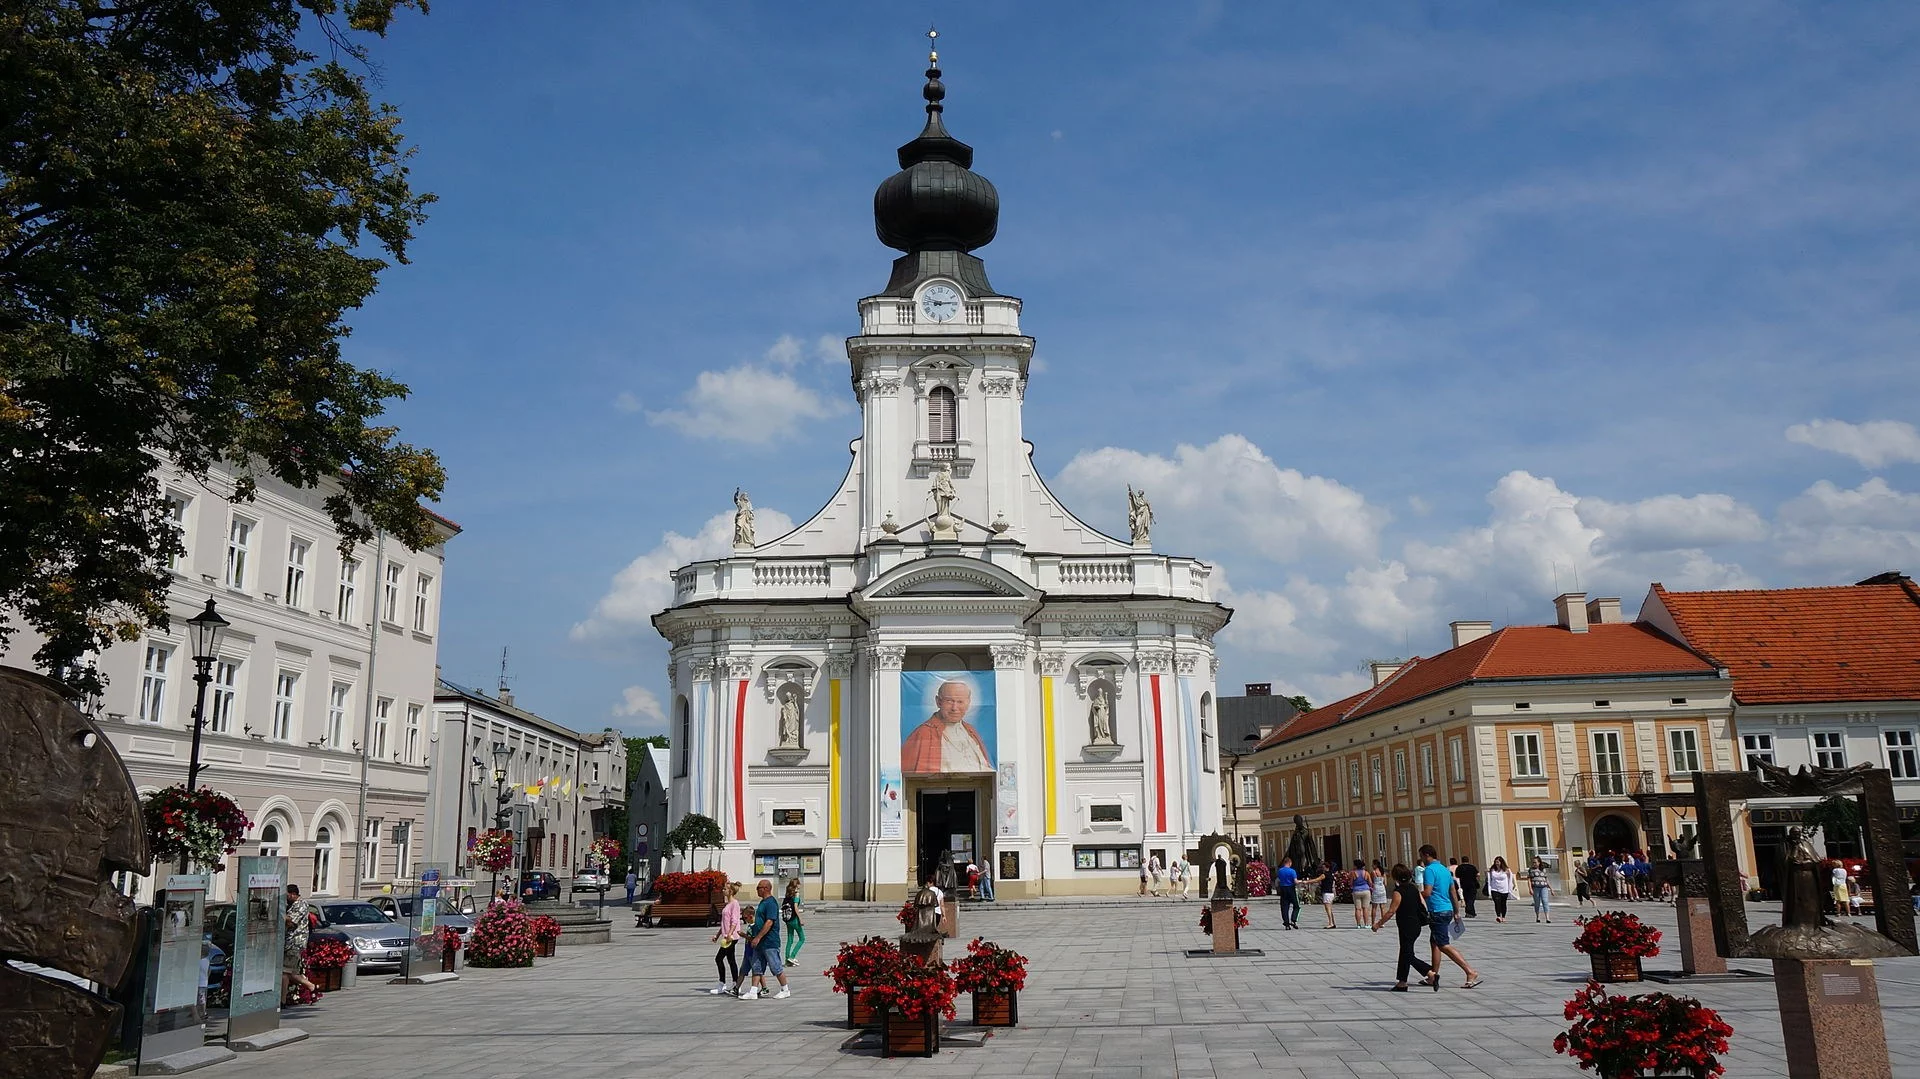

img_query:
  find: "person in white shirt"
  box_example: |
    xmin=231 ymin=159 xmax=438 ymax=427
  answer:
xmin=1147 ymin=854 xmax=1165 ymax=897
xmin=1485 ymin=857 xmax=1515 ymax=923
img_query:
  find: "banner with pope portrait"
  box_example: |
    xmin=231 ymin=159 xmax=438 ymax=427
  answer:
xmin=900 ymin=671 xmax=997 ymax=777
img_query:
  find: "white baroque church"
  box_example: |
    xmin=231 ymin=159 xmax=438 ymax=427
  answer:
xmin=654 ymin=49 xmax=1229 ymax=899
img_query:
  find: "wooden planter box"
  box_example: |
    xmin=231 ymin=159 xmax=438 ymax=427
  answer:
xmin=535 ymin=939 xmax=557 ymax=958
xmin=881 ymin=1010 xmax=940 ymax=1058
xmin=1588 ymin=952 xmax=1644 ymax=983
xmin=312 ymin=965 xmax=344 ymax=991
xmin=440 ymin=945 xmax=459 ymax=972
xmin=846 ymin=989 xmax=879 ymax=1028
xmin=970 ymin=990 xmax=1018 ymax=1027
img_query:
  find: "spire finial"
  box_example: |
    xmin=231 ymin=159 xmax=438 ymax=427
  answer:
xmin=921 ymin=26 xmax=945 ymax=116
xmin=927 ymin=24 xmax=939 ymax=65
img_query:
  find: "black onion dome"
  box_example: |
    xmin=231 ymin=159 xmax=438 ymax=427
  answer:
xmin=874 ymin=54 xmax=999 ymax=254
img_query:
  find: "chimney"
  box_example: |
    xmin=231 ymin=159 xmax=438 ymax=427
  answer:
xmin=1244 ymin=683 xmax=1272 ymax=696
xmin=1368 ymin=660 xmax=1404 ymax=686
xmin=1585 ymin=597 xmax=1623 ymax=625
xmin=498 ymin=686 xmax=515 ymax=707
xmin=1555 ymin=592 xmax=1589 ymax=633
xmin=1449 ymin=620 xmax=1494 ymax=648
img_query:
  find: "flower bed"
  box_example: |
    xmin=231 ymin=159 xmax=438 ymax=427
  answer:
xmin=1199 ymin=905 xmax=1250 ymax=935
xmin=471 ymin=829 xmax=516 ymax=873
xmin=141 ymin=786 xmax=252 ymax=870
xmin=466 ymin=899 xmax=536 ymax=967
xmin=653 ymin=869 xmax=727 ymax=901
xmin=1574 ymin=912 xmax=1663 ymax=958
xmin=1554 ymin=981 xmax=1733 ymax=1077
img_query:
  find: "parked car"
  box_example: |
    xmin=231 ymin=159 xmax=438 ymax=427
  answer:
xmin=571 ymin=869 xmax=609 ymax=893
xmin=203 ymin=902 xmax=238 ymax=958
xmin=369 ymin=895 xmax=475 ymax=937
xmin=311 ymin=899 xmax=411 ymax=971
xmin=518 ymin=871 xmax=561 ymax=901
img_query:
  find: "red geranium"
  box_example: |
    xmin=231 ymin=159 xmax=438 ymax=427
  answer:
xmin=950 ymin=937 xmax=1028 ymax=995
xmin=896 ymin=899 xmax=916 ymax=928
xmin=471 ymin=829 xmax=516 ymax=873
xmin=823 ymin=936 xmax=902 ymax=994
xmin=1199 ymin=906 xmax=1250 ymax=935
xmin=654 ymin=869 xmax=728 ymax=901
xmin=302 ymin=936 xmax=356 ymax=973
xmin=1555 ymin=981 xmax=1733 ymax=1076
xmin=529 ymin=914 xmax=564 ymax=945
xmin=141 ymin=786 xmax=251 ymax=870
xmin=466 ymin=898 xmax=536 ymax=967
xmin=1573 ymin=911 xmax=1662 ymax=958
xmin=858 ymin=955 xmax=957 ymax=1022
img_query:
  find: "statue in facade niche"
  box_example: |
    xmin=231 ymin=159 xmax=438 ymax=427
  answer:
xmin=732 ymin=489 xmax=755 ymax=548
xmin=930 ymin=464 xmax=957 ymax=524
xmin=1127 ymin=485 xmax=1152 ymax=546
xmin=1088 ymin=683 xmax=1114 ymax=744
xmin=777 ymin=693 xmax=802 ymax=748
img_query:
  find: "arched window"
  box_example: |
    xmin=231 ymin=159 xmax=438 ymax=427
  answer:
xmin=312 ymin=822 xmax=338 ymax=894
xmin=259 ymin=821 xmax=283 ymax=858
xmin=928 ymin=386 xmax=957 ymax=444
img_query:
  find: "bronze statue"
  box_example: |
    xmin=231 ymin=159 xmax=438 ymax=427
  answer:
xmin=1211 ymin=855 xmax=1230 ymax=898
xmin=1283 ymin=814 xmax=1321 ymax=874
xmin=0 ymin=667 xmax=150 ymax=1079
xmin=907 ymin=885 xmax=942 ymax=938
xmin=933 ymin=850 xmax=959 ymax=894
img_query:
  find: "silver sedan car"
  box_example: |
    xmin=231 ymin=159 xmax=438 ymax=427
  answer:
xmin=369 ymin=895 xmax=476 ymax=938
xmin=312 ymin=900 xmax=413 ymax=972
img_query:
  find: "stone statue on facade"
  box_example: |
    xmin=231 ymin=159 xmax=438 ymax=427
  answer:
xmin=732 ymin=489 xmax=755 ymax=549
xmin=1088 ymin=683 xmax=1114 ymax=744
xmin=1127 ymin=485 xmax=1152 ymax=546
xmin=777 ymin=693 xmax=801 ymax=749
xmin=930 ymin=463 xmax=958 ymax=538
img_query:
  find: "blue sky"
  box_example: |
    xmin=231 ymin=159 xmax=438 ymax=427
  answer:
xmin=345 ymin=3 xmax=1920 ymax=734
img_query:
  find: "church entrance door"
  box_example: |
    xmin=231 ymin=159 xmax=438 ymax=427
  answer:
xmin=915 ymin=788 xmax=979 ymax=889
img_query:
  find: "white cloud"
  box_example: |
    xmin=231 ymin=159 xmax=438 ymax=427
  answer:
xmin=571 ymin=506 xmax=796 ymax=649
xmin=764 ymin=335 xmax=804 ymax=367
xmin=1581 ymin=492 xmax=1769 ymax=553
xmin=612 ymin=391 xmax=641 ymax=413
xmin=815 ymin=334 xmax=844 ymax=364
xmin=613 ymin=685 xmax=665 ymax=722
xmin=1775 ymin=478 xmax=1920 ymax=572
xmin=1786 ymin=419 xmax=1920 ymax=469
xmin=646 ymin=365 xmax=839 ymax=445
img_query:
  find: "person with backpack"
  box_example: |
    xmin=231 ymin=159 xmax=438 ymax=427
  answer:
xmin=781 ymin=879 xmax=806 ymax=968
xmin=1371 ymin=863 xmax=1435 ymax=991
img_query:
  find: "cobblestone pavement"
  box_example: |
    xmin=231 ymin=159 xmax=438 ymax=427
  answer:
xmin=208 ymin=896 xmax=1920 ymax=1078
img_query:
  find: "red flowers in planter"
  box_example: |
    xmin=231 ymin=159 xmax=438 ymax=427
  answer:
xmin=141 ymin=786 xmax=252 ymax=870
xmin=1554 ymin=981 xmax=1734 ymax=1077
xmin=654 ymin=869 xmax=728 ymax=901
xmin=466 ymin=899 xmax=536 ymax=967
xmin=858 ymin=956 xmax=957 ymax=1023
xmin=950 ymin=938 xmax=1028 ymax=995
xmin=1573 ymin=911 xmax=1663 ymax=958
xmin=896 ymin=899 xmax=917 ymax=929
xmin=1244 ymin=861 xmax=1273 ymax=897
xmin=529 ymin=915 xmax=564 ymax=945
xmin=417 ymin=925 xmax=463 ymax=960
xmin=824 ymin=936 xmax=903 ymax=994
xmin=302 ymin=936 xmax=356 ymax=973
xmin=1199 ymin=906 xmax=1250 ymax=935
xmin=470 ymin=829 xmax=516 ymax=873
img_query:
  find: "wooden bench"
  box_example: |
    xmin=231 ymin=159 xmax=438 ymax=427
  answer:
xmin=635 ymin=898 xmax=720 ymax=928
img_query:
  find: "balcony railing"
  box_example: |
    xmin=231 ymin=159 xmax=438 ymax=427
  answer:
xmin=1564 ymin=770 xmax=1655 ymax=803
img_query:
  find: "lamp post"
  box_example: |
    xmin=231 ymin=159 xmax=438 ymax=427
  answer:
xmin=182 ymin=598 xmax=229 ymax=795
xmin=490 ymin=741 xmax=513 ymax=902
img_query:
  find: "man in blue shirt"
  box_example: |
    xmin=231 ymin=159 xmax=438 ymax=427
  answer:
xmin=740 ymin=879 xmax=791 ymax=1000
xmin=1274 ymin=858 xmax=1301 ymax=929
xmin=1418 ymin=845 xmax=1482 ymax=988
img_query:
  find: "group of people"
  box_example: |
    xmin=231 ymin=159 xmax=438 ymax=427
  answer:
xmin=1579 ymin=851 xmax=1660 ymax=903
xmin=1138 ymin=853 xmax=1202 ymax=898
xmin=1370 ymin=845 xmax=1486 ymax=991
xmin=707 ymin=878 xmax=807 ymax=1000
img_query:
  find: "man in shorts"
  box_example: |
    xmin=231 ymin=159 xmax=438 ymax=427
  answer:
xmin=1418 ymin=845 xmax=1482 ymax=988
xmin=740 ymin=879 xmax=791 ymax=1000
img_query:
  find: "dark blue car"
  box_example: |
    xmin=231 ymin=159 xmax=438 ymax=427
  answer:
xmin=518 ymin=871 xmax=561 ymax=900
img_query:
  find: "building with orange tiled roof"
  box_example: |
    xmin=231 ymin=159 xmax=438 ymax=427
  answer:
xmin=1250 ymin=593 xmax=1735 ymax=892
xmin=1639 ymin=572 xmax=1920 ymax=896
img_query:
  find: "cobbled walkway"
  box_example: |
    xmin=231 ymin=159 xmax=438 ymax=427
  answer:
xmin=207 ymin=896 xmax=1920 ymax=1077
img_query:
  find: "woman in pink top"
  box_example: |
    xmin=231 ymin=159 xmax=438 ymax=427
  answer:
xmin=710 ymin=882 xmax=745 ymax=995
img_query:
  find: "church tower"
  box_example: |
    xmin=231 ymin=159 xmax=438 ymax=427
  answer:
xmin=655 ymin=38 xmax=1229 ymax=899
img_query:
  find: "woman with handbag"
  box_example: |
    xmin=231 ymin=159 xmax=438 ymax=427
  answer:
xmin=709 ymin=882 xmax=746 ymax=995
xmin=1485 ymin=857 xmax=1514 ymax=923
xmin=1371 ymin=863 xmax=1436 ymax=991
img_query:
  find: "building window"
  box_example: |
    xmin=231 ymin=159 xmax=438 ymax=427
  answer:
xmin=338 ymin=557 xmax=359 ymax=622
xmin=1393 ymin=749 xmax=1409 ymax=792
xmin=259 ymin=821 xmax=284 ymax=859
xmin=312 ymin=825 xmax=336 ymax=893
xmin=372 ymin=698 xmax=391 ymax=760
xmin=1239 ymin=772 xmax=1258 ymax=807
xmin=1510 ymin=733 xmax=1545 ymax=778
xmin=1674 ymin=819 xmax=1700 ymax=851
xmin=1668 ymin=727 xmax=1701 ymax=774
xmin=1348 ymin=762 xmax=1362 ymax=799
xmin=166 ymin=494 xmax=192 ymax=570
xmin=1090 ymin=804 xmax=1123 ymax=823
xmin=928 ymin=385 xmax=957 ymax=443
xmin=138 ymin=643 xmax=172 ymax=724
xmin=1519 ymin=824 xmax=1553 ymax=868
xmin=1591 ymin=731 xmax=1626 ymax=794
xmin=404 ymin=704 xmax=422 ymax=764
xmin=285 ymin=538 xmax=310 ymax=608
xmin=394 ymin=821 xmax=412 ymax=880
xmin=209 ymin=659 xmax=240 ymax=733
xmin=1448 ymin=737 xmax=1465 ymax=783
xmin=1419 ymin=744 xmax=1435 ymax=788
xmin=382 ymin=562 xmax=403 ymax=623
xmin=675 ymin=697 xmax=690 ymax=778
xmin=1399 ymin=829 xmax=1414 ymax=867
xmin=1200 ymin=693 xmax=1215 ymax=773
xmin=1377 ymin=831 xmax=1388 ymax=864
xmin=272 ymin=671 xmax=299 ymax=741
xmin=562 ymin=835 xmax=570 ymax=870
xmin=413 ymin=573 xmax=433 ymax=632
xmin=1370 ymin=756 xmax=1384 ymax=795
xmin=1309 ymin=771 xmax=1320 ymax=804
xmin=327 ymin=682 xmax=351 ymax=749
xmin=1742 ymin=733 xmax=1774 ymax=775
xmin=362 ymin=818 xmax=382 ymax=881
xmin=1885 ymin=729 xmax=1918 ymax=779
xmin=1812 ymin=731 xmax=1847 ymax=770
xmin=224 ymin=517 xmax=253 ymax=589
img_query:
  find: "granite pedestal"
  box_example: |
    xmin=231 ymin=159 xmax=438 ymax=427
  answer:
xmin=1773 ymin=957 xmax=1892 ymax=1079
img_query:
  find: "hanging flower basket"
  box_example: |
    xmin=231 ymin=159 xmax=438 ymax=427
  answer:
xmin=585 ymin=836 xmax=621 ymax=872
xmin=471 ymin=829 xmax=516 ymax=873
xmin=1554 ymin=981 xmax=1733 ymax=1078
xmin=141 ymin=786 xmax=252 ymax=870
xmin=950 ymin=938 xmax=1027 ymax=1027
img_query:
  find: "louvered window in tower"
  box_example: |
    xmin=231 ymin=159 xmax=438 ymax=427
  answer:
xmin=928 ymin=386 xmax=957 ymax=444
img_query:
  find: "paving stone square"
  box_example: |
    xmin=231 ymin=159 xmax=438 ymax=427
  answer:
xmin=207 ymin=897 xmax=1920 ymax=1078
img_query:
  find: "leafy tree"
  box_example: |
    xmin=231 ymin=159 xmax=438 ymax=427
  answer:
xmin=1804 ymin=794 xmax=1862 ymax=847
xmin=665 ymin=812 xmax=723 ymax=868
xmin=1284 ymin=695 xmax=1313 ymax=713
xmin=1 ymin=0 xmax=442 ymax=690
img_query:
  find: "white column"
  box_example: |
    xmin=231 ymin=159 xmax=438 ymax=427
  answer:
xmin=989 ymin=641 xmax=1032 ymax=857
xmin=865 ymin=642 xmax=907 ymax=898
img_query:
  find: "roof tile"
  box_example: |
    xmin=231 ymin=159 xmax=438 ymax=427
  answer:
xmin=1652 ymin=580 xmax=1920 ymax=705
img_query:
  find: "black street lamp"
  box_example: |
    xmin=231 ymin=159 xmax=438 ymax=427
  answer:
xmin=182 ymin=597 xmax=229 ymax=796
xmin=490 ymin=741 xmax=513 ymax=901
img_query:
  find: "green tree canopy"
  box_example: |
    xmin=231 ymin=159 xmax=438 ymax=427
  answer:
xmin=1804 ymin=794 xmax=1862 ymax=846
xmin=665 ymin=812 xmax=723 ymax=865
xmin=1 ymin=0 xmax=441 ymax=689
